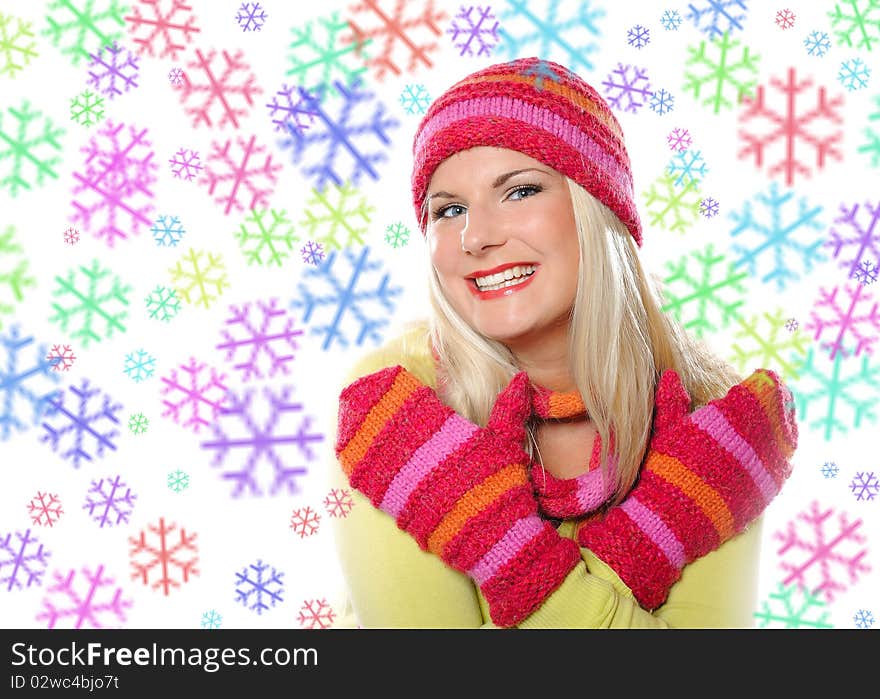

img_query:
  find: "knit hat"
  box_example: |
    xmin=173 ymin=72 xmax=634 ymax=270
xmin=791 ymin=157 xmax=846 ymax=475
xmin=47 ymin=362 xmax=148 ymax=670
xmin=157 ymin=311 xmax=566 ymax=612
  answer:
xmin=411 ymin=56 xmax=643 ymax=246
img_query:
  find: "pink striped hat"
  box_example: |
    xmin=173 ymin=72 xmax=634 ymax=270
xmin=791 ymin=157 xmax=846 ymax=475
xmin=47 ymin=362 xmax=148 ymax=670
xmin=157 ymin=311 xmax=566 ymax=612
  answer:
xmin=411 ymin=56 xmax=643 ymax=246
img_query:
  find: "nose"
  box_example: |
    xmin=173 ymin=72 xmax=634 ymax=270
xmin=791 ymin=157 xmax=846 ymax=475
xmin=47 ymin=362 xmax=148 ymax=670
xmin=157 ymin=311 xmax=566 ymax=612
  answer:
xmin=459 ymin=210 xmax=503 ymax=255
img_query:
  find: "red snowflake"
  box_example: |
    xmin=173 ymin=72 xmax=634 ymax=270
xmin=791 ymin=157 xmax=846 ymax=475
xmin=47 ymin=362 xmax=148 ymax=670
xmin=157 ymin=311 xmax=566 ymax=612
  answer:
xmin=178 ymin=48 xmax=262 ymax=129
xmin=738 ymin=68 xmax=844 ymax=185
xmin=28 ymin=492 xmax=63 ymax=527
xmin=129 ymin=517 xmax=199 ymax=595
xmin=774 ymin=500 xmax=871 ymax=603
xmin=324 ymin=488 xmax=354 ymax=518
xmin=805 ymin=282 xmax=880 ymax=359
xmin=125 ymin=0 xmax=201 ymax=59
xmin=199 ymin=134 xmax=281 ymax=216
xmin=342 ymin=0 xmax=450 ymax=82
xmin=297 ymin=598 xmax=336 ymax=629
xmin=774 ymin=8 xmax=795 ymax=30
xmin=46 ymin=344 xmax=76 ymax=371
xmin=63 ymin=226 xmax=79 ymax=244
xmin=290 ymin=506 xmax=321 ymax=538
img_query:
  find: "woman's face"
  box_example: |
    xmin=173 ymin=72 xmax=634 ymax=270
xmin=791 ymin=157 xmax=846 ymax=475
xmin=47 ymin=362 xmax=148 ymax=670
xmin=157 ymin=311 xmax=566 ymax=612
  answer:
xmin=425 ymin=146 xmax=580 ymax=351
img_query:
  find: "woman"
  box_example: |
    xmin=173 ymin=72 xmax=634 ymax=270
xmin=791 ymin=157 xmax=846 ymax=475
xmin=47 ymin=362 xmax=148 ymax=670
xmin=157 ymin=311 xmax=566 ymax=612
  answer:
xmin=330 ymin=57 xmax=798 ymax=628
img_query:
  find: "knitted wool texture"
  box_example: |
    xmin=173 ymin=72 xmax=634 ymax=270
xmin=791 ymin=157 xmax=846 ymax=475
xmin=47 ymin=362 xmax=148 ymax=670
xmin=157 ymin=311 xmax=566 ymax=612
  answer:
xmin=335 ymin=365 xmax=582 ymax=628
xmin=411 ymin=56 xmax=643 ymax=246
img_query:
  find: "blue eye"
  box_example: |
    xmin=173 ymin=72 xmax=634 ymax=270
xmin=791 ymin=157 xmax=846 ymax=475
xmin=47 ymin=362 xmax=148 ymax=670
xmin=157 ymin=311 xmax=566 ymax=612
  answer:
xmin=430 ymin=184 xmax=543 ymax=221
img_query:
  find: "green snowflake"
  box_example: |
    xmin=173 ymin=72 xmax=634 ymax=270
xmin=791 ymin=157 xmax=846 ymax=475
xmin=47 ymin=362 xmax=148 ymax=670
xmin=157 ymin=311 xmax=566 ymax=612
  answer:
xmin=0 ymin=225 xmax=36 ymax=329
xmin=167 ymin=469 xmax=190 ymax=493
xmin=660 ymin=243 xmax=748 ymax=339
xmin=49 ymin=259 xmax=131 ymax=348
xmin=683 ymin=31 xmax=760 ymax=114
xmin=829 ymin=0 xmax=880 ymax=52
xmin=70 ymin=89 xmax=105 ymax=127
xmin=754 ymin=582 xmax=834 ymax=628
xmin=384 ymin=222 xmax=410 ymax=248
xmin=145 ymin=284 xmax=181 ymax=322
xmin=42 ymin=0 xmax=128 ymax=67
xmin=728 ymin=308 xmax=810 ymax=381
xmin=0 ymin=12 xmax=38 ymax=78
xmin=128 ymin=412 xmax=149 ymax=434
xmin=857 ymin=93 xmax=880 ymax=167
xmin=0 ymin=101 xmax=65 ymax=198
xmin=235 ymin=208 xmax=300 ymax=266
xmin=169 ymin=248 xmax=229 ymax=310
xmin=642 ymin=171 xmax=701 ymax=233
xmin=298 ymin=182 xmax=376 ymax=250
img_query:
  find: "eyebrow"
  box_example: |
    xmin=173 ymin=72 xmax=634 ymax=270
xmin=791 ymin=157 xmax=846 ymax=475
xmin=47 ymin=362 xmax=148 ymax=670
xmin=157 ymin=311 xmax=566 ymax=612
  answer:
xmin=427 ymin=167 xmax=551 ymax=202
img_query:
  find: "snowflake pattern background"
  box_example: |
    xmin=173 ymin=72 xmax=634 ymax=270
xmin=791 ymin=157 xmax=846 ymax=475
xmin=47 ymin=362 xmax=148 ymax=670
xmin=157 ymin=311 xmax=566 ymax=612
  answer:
xmin=0 ymin=0 xmax=878 ymax=633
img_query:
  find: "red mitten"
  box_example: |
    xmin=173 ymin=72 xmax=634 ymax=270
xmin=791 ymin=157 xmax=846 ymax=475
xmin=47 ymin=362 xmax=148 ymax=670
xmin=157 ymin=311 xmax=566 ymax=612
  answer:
xmin=577 ymin=368 xmax=798 ymax=610
xmin=335 ymin=365 xmax=581 ymax=627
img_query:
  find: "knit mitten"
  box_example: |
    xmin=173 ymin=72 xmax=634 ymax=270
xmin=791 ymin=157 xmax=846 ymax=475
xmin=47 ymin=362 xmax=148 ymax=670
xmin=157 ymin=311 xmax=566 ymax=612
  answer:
xmin=335 ymin=365 xmax=582 ymax=627
xmin=577 ymin=368 xmax=798 ymax=610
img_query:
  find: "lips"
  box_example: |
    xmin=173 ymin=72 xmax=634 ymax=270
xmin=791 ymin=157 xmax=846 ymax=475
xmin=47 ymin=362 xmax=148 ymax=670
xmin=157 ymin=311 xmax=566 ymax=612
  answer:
xmin=467 ymin=265 xmax=539 ymax=299
xmin=466 ymin=262 xmax=539 ymax=280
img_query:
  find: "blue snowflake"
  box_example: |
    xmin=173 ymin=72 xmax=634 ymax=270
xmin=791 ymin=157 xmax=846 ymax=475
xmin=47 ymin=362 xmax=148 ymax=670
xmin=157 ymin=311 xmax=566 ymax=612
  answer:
xmin=400 ymin=84 xmax=431 ymax=115
xmin=854 ymin=609 xmax=875 ymax=628
xmin=236 ymin=2 xmax=266 ymax=32
xmin=1 ymin=325 xmax=59 ymax=440
xmin=446 ymin=5 xmax=500 ymax=57
xmin=520 ymin=58 xmax=569 ymax=91
xmin=150 ymin=215 xmax=185 ymax=247
xmin=820 ymin=461 xmax=839 ymax=478
xmin=235 ymin=559 xmax=284 ymax=615
xmin=83 ymin=475 xmax=137 ymax=528
xmin=838 ymin=57 xmax=871 ymax=91
xmin=123 ymin=349 xmax=156 ymax=382
xmin=602 ymin=63 xmax=653 ymax=113
xmin=1 ymin=529 xmax=50 ymax=591
xmin=851 ymin=259 xmax=879 ymax=286
xmin=728 ymin=182 xmax=827 ymax=291
xmin=40 ymin=378 xmax=123 ymax=468
xmin=277 ymin=77 xmax=400 ymax=194
xmin=661 ymin=9 xmax=683 ymax=30
xmin=201 ymin=609 xmax=222 ymax=629
xmin=667 ymin=149 xmax=708 ymax=187
xmin=849 ymin=471 xmax=879 ymax=501
xmin=495 ymin=0 xmax=605 ymax=73
xmin=699 ymin=197 xmax=720 ymax=217
xmin=649 ymin=88 xmax=675 ymax=115
xmin=265 ymin=84 xmax=319 ymax=133
xmin=300 ymin=240 xmax=325 ymax=266
xmin=87 ymin=41 xmax=140 ymax=100
xmin=804 ymin=30 xmax=832 ymax=57
xmin=685 ymin=0 xmax=749 ymax=39
xmin=627 ymin=24 xmax=650 ymax=48
xmin=290 ymin=245 xmax=403 ymax=351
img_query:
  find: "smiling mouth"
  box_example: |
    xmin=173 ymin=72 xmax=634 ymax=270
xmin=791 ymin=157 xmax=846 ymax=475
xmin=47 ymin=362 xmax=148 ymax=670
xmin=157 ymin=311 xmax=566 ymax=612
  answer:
xmin=471 ymin=267 xmax=537 ymax=292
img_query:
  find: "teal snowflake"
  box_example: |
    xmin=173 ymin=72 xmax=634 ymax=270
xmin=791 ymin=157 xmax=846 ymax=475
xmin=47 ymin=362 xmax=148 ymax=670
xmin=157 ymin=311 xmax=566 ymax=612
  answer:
xmin=857 ymin=93 xmax=880 ymax=167
xmin=145 ymin=285 xmax=180 ymax=322
xmin=127 ymin=412 xmax=148 ymax=434
xmin=200 ymin=609 xmax=222 ymax=628
xmin=399 ymin=84 xmax=431 ymax=115
xmin=754 ymin=582 xmax=834 ymax=628
xmin=298 ymin=182 xmax=375 ymax=251
xmin=828 ymin=1 xmax=880 ymax=52
xmin=167 ymin=469 xmax=189 ymax=493
xmin=683 ymin=31 xmax=760 ymax=114
xmin=123 ymin=349 xmax=155 ymax=382
xmin=384 ymin=222 xmax=410 ymax=248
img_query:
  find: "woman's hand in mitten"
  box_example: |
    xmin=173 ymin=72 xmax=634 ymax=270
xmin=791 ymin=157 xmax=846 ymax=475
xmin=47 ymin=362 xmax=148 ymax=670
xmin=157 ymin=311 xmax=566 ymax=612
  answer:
xmin=577 ymin=368 xmax=798 ymax=610
xmin=335 ymin=365 xmax=581 ymax=627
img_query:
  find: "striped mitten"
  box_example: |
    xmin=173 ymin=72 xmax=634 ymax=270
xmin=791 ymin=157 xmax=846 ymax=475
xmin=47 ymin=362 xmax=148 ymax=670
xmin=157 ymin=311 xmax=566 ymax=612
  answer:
xmin=577 ymin=368 xmax=798 ymax=610
xmin=335 ymin=365 xmax=582 ymax=628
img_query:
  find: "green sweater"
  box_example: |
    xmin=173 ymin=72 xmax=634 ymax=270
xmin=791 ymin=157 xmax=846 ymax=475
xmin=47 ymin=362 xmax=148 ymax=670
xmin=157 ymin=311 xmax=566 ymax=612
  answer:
xmin=328 ymin=322 xmax=763 ymax=628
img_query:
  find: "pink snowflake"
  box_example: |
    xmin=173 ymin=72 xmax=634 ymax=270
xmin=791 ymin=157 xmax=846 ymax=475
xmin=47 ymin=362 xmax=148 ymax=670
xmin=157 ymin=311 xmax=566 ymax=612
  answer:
xmin=63 ymin=227 xmax=79 ymax=245
xmin=324 ymin=488 xmax=354 ymax=518
xmin=199 ymin=134 xmax=281 ymax=216
xmin=28 ymin=492 xmax=63 ymax=527
xmin=290 ymin=506 xmax=321 ymax=538
xmin=775 ymin=9 xmax=795 ymax=30
xmin=804 ymin=282 xmax=880 ymax=359
xmin=178 ymin=48 xmax=262 ymax=129
xmin=169 ymin=147 xmax=202 ymax=180
xmin=666 ymin=127 xmax=692 ymax=152
xmin=46 ymin=344 xmax=76 ymax=371
xmin=125 ymin=0 xmax=201 ymax=59
xmin=35 ymin=565 xmax=133 ymax=628
xmin=738 ymin=68 xmax=844 ymax=185
xmin=774 ymin=500 xmax=871 ymax=603
xmin=159 ymin=357 xmax=229 ymax=433
xmin=297 ymin=598 xmax=336 ymax=629
xmin=342 ymin=0 xmax=449 ymax=82
xmin=130 ymin=517 xmax=199 ymax=595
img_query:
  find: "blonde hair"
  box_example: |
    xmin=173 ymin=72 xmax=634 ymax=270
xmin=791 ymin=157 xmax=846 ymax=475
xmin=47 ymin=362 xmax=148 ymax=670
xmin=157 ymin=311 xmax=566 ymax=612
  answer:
xmin=418 ymin=177 xmax=742 ymax=508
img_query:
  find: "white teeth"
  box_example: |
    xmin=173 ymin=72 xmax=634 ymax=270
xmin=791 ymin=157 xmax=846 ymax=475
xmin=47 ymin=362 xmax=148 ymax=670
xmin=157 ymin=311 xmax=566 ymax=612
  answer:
xmin=475 ymin=265 xmax=536 ymax=288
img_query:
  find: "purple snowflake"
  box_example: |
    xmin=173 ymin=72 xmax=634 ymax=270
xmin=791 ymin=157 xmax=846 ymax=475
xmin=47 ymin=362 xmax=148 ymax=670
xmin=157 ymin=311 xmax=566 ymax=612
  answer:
xmin=667 ymin=127 xmax=692 ymax=151
xmin=87 ymin=41 xmax=140 ymax=100
xmin=805 ymin=283 xmax=880 ymax=359
xmin=1 ymin=529 xmax=50 ymax=591
xmin=159 ymin=357 xmax=229 ymax=434
xmin=236 ymin=2 xmax=266 ymax=32
xmin=785 ymin=317 xmax=799 ymax=332
xmin=826 ymin=201 xmax=880 ymax=282
xmin=301 ymin=240 xmax=325 ymax=266
xmin=168 ymin=147 xmax=202 ymax=181
xmin=168 ymin=67 xmax=185 ymax=85
xmin=699 ymin=197 xmax=720 ymax=217
xmin=849 ymin=471 xmax=879 ymax=501
xmin=265 ymin=84 xmax=318 ymax=132
xmin=235 ymin=559 xmax=283 ymax=614
xmin=446 ymin=5 xmax=500 ymax=57
xmin=627 ymin=24 xmax=650 ymax=48
xmin=852 ymin=259 xmax=879 ymax=286
xmin=216 ymin=298 xmax=303 ymax=382
xmin=602 ymin=62 xmax=653 ymax=113
xmin=83 ymin=475 xmax=137 ymax=528
xmin=35 ymin=565 xmax=132 ymax=629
